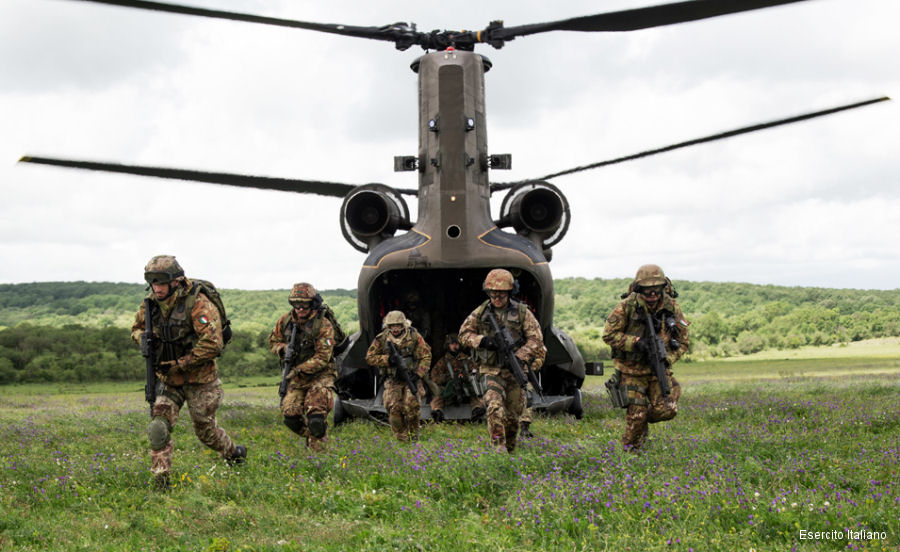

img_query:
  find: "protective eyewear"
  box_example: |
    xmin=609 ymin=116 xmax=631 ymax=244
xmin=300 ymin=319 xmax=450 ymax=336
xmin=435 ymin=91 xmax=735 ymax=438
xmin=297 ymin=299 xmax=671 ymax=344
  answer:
xmin=290 ymin=301 xmax=313 ymax=310
xmin=144 ymin=271 xmax=172 ymax=285
xmin=636 ymin=284 xmax=665 ymax=297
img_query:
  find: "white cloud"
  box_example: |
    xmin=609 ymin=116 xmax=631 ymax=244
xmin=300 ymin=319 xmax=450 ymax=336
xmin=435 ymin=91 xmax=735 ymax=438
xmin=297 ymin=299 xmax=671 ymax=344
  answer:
xmin=1 ymin=0 xmax=898 ymax=290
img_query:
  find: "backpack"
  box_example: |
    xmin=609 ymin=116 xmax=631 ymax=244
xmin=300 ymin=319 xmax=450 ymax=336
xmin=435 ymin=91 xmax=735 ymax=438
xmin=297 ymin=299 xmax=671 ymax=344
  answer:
xmin=185 ymin=278 xmax=232 ymax=346
xmin=321 ymin=303 xmax=349 ymax=356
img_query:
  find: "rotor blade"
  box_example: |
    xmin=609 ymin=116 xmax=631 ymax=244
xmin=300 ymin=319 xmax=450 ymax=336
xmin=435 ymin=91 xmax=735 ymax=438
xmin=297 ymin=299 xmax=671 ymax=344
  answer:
xmin=492 ymin=0 xmax=814 ymax=41
xmin=69 ymin=0 xmax=407 ymax=44
xmin=492 ymin=96 xmax=890 ymax=190
xmin=18 ymin=156 xmax=418 ymax=197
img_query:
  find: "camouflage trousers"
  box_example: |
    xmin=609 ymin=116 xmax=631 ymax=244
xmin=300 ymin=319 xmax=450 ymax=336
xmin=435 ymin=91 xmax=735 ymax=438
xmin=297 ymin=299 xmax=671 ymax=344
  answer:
xmin=383 ymin=378 xmax=422 ymax=443
xmin=482 ymin=370 xmax=525 ymax=453
xmin=621 ymin=371 xmax=681 ymax=452
xmin=282 ymin=373 xmax=335 ymax=452
xmin=149 ymin=379 xmax=235 ymax=477
xmin=520 ymin=406 xmax=533 ymax=424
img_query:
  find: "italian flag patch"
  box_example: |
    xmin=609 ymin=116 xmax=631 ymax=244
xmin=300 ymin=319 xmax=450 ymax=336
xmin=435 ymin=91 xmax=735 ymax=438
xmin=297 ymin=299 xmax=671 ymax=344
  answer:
xmin=198 ymin=315 xmax=209 ymax=324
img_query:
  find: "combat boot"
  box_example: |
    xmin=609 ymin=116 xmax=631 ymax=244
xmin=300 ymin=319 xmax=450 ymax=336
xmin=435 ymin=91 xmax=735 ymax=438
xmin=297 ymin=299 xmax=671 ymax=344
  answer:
xmin=431 ymin=409 xmax=444 ymax=423
xmin=471 ymin=406 xmax=486 ymax=421
xmin=227 ymin=444 xmax=248 ymax=466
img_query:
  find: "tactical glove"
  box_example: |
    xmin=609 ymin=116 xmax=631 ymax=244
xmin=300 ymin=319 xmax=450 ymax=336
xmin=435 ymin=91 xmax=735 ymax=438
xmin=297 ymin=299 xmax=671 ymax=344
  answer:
xmin=273 ymin=342 xmax=287 ymax=358
xmin=635 ymin=337 xmax=650 ymax=358
xmin=140 ymin=332 xmax=158 ymax=357
xmin=479 ymin=336 xmax=499 ymax=350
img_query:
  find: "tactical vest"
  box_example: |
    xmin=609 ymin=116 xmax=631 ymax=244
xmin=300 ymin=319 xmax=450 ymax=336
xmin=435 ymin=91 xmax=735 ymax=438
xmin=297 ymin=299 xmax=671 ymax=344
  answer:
xmin=610 ymin=293 xmax=676 ymax=363
xmin=280 ymin=310 xmax=327 ymax=364
xmin=148 ymin=283 xmax=210 ymax=363
xmin=377 ymin=327 xmax=420 ymax=379
xmin=471 ymin=299 xmax=528 ymax=367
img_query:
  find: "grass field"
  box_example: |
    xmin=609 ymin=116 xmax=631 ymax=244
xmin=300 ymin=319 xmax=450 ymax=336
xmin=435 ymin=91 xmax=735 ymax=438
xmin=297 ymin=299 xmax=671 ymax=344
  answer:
xmin=1 ymin=351 xmax=898 ymax=551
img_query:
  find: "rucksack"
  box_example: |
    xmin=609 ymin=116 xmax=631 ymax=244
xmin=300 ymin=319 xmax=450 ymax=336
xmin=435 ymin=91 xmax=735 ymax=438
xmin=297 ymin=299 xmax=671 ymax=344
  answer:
xmin=185 ymin=278 xmax=232 ymax=346
xmin=321 ymin=303 xmax=349 ymax=356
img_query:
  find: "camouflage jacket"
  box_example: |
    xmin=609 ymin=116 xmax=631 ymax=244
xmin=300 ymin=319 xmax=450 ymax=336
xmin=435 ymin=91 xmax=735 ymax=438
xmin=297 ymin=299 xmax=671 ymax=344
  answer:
xmin=365 ymin=326 xmax=431 ymax=379
xmin=268 ymin=309 xmax=336 ymax=378
xmin=602 ymin=293 xmax=690 ymax=376
xmin=130 ymin=278 xmax=223 ymax=385
xmin=458 ymin=299 xmax=544 ymax=375
xmin=430 ymin=351 xmax=476 ymax=386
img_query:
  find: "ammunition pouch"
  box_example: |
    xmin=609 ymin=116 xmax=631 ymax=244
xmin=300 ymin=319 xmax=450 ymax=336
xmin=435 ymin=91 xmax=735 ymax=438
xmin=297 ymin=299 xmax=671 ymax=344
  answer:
xmin=605 ymin=371 xmax=629 ymax=409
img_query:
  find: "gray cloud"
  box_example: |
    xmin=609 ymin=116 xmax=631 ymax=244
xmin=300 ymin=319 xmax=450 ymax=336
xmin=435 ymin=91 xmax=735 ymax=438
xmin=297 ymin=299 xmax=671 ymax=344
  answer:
xmin=1 ymin=0 xmax=898 ymax=290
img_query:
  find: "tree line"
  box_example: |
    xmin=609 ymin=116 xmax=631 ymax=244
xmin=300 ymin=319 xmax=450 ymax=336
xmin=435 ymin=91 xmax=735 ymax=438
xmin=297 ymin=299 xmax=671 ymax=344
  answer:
xmin=1 ymin=280 xmax=899 ymax=384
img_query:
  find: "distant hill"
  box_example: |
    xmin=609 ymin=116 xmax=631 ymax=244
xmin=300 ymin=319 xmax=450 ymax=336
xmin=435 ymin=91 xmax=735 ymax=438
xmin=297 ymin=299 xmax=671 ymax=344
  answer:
xmin=1 ymin=279 xmax=899 ymax=384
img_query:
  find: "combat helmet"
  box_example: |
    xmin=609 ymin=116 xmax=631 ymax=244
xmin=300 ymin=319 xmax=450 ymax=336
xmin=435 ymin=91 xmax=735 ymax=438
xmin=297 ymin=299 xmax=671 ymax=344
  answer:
xmin=289 ymin=282 xmax=317 ymax=303
xmin=383 ymin=310 xmax=407 ymax=327
xmin=633 ymin=264 xmax=666 ymax=287
xmin=144 ymin=255 xmax=184 ymax=285
xmin=482 ymin=268 xmax=515 ymax=291
xmin=444 ymin=333 xmax=460 ymax=347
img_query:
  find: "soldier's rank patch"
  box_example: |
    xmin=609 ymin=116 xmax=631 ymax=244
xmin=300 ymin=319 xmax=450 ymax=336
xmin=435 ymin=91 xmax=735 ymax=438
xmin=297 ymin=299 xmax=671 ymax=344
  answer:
xmin=198 ymin=315 xmax=209 ymax=324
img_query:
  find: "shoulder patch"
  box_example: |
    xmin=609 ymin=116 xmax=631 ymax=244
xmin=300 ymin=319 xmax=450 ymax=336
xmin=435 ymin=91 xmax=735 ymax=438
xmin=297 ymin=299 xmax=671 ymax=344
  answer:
xmin=198 ymin=315 xmax=209 ymax=325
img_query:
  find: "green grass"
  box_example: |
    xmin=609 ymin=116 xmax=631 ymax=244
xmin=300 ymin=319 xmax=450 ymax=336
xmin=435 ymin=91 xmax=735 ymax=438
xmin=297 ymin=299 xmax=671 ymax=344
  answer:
xmin=1 ymin=355 xmax=899 ymax=551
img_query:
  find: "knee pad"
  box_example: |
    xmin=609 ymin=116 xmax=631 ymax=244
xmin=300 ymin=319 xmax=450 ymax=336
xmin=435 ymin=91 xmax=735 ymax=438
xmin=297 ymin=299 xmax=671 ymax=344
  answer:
xmin=307 ymin=414 xmax=327 ymax=439
xmin=148 ymin=416 xmax=171 ymax=451
xmin=283 ymin=415 xmax=305 ymax=436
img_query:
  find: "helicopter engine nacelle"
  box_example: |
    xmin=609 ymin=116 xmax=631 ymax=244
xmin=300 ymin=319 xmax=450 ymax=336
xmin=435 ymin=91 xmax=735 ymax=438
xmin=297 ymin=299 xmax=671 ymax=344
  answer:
xmin=340 ymin=184 xmax=412 ymax=253
xmin=497 ymin=181 xmax=570 ymax=252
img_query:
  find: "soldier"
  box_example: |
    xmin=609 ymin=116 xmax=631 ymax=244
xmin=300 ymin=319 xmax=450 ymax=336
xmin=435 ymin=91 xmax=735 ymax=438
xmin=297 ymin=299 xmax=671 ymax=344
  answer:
xmin=459 ymin=269 xmax=543 ymax=453
xmin=428 ymin=334 xmax=486 ymax=423
xmin=602 ymin=264 xmax=690 ymax=452
xmin=402 ymin=289 xmax=432 ymax=341
xmin=365 ymin=310 xmax=432 ymax=442
xmin=131 ymin=255 xmax=246 ymax=490
xmin=268 ymin=283 xmax=337 ymax=453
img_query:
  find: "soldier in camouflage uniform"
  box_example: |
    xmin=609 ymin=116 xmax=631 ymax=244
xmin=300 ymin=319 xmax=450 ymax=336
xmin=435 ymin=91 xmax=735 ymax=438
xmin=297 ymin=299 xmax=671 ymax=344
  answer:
xmin=428 ymin=334 xmax=486 ymax=423
xmin=131 ymin=255 xmax=246 ymax=490
xmin=459 ymin=269 xmax=544 ymax=453
xmin=268 ymin=283 xmax=337 ymax=453
xmin=365 ymin=310 xmax=431 ymax=442
xmin=602 ymin=264 xmax=690 ymax=452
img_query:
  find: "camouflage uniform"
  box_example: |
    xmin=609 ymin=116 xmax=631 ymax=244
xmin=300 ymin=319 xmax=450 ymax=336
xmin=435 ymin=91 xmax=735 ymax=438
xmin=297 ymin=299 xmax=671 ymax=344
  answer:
xmin=459 ymin=270 xmax=543 ymax=453
xmin=365 ymin=312 xmax=431 ymax=442
xmin=268 ymin=283 xmax=337 ymax=453
xmin=403 ymin=290 xmax=432 ymax=341
xmin=131 ymin=256 xmax=243 ymax=486
xmin=429 ymin=338 xmax=484 ymax=418
xmin=602 ymin=265 xmax=690 ymax=452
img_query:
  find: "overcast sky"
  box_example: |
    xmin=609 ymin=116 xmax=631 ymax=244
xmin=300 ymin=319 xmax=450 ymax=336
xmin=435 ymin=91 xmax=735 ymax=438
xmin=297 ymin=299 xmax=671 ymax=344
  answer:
xmin=2 ymin=0 xmax=898 ymax=291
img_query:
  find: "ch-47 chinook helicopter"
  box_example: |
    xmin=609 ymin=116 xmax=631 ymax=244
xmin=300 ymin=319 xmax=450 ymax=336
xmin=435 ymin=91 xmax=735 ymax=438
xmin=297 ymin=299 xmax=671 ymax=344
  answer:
xmin=20 ymin=0 xmax=888 ymax=424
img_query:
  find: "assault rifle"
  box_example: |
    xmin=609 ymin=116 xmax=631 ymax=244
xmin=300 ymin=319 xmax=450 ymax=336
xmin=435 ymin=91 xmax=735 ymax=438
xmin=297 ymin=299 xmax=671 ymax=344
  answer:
xmin=485 ymin=308 xmax=543 ymax=398
xmin=388 ymin=341 xmax=419 ymax=395
xmin=278 ymin=323 xmax=298 ymax=404
xmin=641 ymin=308 xmax=671 ymax=397
xmin=141 ymin=298 xmax=157 ymax=409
